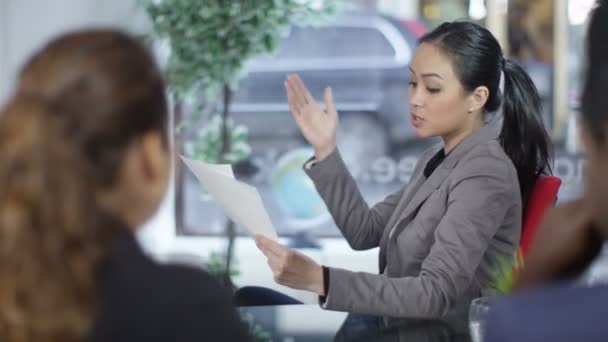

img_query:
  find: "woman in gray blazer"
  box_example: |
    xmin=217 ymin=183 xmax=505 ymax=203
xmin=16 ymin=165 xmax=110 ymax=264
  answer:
xmin=255 ymin=22 xmax=553 ymax=320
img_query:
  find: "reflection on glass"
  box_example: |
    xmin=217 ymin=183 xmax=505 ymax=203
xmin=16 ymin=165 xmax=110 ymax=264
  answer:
xmin=180 ymin=10 xmax=432 ymax=237
xmin=179 ymin=3 xmax=587 ymax=237
xmin=469 ymin=296 xmax=491 ymax=342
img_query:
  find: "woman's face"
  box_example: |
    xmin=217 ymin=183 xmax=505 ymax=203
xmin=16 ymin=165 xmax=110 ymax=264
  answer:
xmin=131 ymin=132 xmax=171 ymax=225
xmin=99 ymin=131 xmax=170 ymax=229
xmin=408 ymin=42 xmax=479 ymax=140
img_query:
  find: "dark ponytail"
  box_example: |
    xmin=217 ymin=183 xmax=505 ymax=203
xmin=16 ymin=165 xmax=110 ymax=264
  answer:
xmin=0 ymin=98 xmax=111 ymax=341
xmin=420 ymin=22 xmax=553 ymax=208
xmin=501 ymin=59 xmax=553 ymax=208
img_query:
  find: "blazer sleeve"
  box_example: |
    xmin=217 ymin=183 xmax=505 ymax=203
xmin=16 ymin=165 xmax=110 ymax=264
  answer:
xmin=304 ymin=148 xmax=427 ymax=251
xmin=321 ymin=154 xmax=518 ymax=318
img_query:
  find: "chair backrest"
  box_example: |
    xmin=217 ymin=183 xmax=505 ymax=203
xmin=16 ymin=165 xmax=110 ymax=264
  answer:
xmin=520 ymin=175 xmax=562 ymax=256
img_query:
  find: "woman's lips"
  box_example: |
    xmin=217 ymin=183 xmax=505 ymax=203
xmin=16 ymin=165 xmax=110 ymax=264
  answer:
xmin=411 ymin=113 xmax=425 ymax=128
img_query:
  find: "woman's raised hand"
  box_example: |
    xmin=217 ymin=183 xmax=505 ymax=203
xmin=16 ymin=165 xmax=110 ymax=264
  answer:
xmin=285 ymin=74 xmax=338 ymax=161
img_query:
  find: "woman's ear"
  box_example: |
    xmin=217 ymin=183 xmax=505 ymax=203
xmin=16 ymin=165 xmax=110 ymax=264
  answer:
xmin=139 ymin=131 xmax=168 ymax=181
xmin=467 ymin=85 xmax=490 ymax=113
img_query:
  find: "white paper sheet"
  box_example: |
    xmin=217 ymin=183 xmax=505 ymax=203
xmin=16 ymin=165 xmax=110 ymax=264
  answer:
xmin=181 ymin=156 xmax=278 ymax=240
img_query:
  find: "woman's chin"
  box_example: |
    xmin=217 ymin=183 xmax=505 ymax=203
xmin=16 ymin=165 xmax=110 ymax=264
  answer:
xmin=414 ymin=127 xmax=432 ymax=138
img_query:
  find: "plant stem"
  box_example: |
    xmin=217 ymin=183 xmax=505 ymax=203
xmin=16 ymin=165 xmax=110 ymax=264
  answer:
xmin=221 ymin=84 xmax=237 ymax=288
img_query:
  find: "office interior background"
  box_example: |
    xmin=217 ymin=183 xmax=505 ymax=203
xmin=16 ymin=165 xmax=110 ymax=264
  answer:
xmin=0 ymin=0 xmax=605 ymax=333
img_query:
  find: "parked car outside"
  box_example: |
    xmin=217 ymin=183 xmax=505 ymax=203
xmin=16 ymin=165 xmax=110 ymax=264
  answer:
xmin=231 ymin=12 xmax=424 ymax=163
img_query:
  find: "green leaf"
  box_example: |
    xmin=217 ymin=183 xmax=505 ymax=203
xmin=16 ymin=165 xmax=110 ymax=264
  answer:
xmin=488 ymin=249 xmax=525 ymax=295
xmin=145 ymin=0 xmax=342 ymax=100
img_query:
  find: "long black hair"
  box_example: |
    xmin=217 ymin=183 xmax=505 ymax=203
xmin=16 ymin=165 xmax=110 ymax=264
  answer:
xmin=420 ymin=21 xmax=553 ymax=209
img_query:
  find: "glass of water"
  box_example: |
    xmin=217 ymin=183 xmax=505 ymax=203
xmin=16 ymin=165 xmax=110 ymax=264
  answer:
xmin=469 ymin=296 xmax=492 ymax=342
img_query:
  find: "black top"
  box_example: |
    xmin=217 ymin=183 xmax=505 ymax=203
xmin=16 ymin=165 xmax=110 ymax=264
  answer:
xmin=423 ymin=149 xmax=447 ymax=178
xmin=88 ymin=229 xmax=251 ymax=342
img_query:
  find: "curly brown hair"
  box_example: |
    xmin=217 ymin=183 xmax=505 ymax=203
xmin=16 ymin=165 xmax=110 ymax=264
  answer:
xmin=0 ymin=30 xmax=168 ymax=341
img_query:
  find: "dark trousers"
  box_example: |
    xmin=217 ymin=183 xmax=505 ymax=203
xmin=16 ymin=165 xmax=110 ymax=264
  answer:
xmin=334 ymin=313 xmax=385 ymax=341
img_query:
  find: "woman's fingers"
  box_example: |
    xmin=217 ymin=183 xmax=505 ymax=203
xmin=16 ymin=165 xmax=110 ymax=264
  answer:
xmin=286 ymin=74 xmax=308 ymax=108
xmin=323 ymin=86 xmax=337 ymax=116
xmin=286 ymin=82 xmax=301 ymax=117
xmin=290 ymin=74 xmax=315 ymax=104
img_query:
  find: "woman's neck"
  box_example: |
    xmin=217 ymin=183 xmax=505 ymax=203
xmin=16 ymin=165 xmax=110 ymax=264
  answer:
xmin=442 ymin=120 xmax=484 ymax=153
xmin=97 ymin=189 xmax=145 ymax=232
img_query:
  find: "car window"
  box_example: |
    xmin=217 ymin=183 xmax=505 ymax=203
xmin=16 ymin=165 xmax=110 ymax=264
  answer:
xmin=249 ymin=24 xmax=397 ymax=68
xmin=277 ymin=26 xmax=396 ymax=59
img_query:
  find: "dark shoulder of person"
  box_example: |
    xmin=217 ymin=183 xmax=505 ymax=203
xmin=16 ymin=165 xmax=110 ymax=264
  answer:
xmin=89 ymin=233 xmax=252 ymax=342
xmin=157 ymin=263 xmax=253 ymax=342
xmin=485 ymin=282 xmax=608 ymax=342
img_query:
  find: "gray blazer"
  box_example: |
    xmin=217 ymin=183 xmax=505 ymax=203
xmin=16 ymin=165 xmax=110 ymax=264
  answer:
xmin=305 ymin=125 xmax=522 ymax=320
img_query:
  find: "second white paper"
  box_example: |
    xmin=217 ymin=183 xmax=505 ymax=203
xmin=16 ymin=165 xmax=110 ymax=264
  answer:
xmin=181 ymin=156 xmax=278 ymax=240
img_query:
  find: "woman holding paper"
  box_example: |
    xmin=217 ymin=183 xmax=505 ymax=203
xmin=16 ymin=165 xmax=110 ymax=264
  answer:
xmin=0 ymin=30 xmax=250 ymax=341
xmin=255 ymin=21 xmax=553 ymax=320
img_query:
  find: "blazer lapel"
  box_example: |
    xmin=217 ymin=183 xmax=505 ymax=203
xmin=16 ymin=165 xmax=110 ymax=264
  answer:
xmin=389 ymin=168 xmax=426 ymax=225
xmin=389 ymin=166 xmax=451 ymax=239
xmin=379 ymin=148 xmax=436 ymax=240
xmin=387 ymin=125 xmax=500 ymax=240
xmin=378 ymin=151 xmax=435 ymax=272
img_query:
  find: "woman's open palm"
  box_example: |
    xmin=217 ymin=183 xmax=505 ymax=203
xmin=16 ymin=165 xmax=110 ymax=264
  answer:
xmin=285 ymin=74 xmax=338 ymax=160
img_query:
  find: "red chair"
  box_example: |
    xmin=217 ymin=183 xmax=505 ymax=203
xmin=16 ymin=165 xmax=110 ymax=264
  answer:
xmin=520 ymin=175 xmax=562 ymax=256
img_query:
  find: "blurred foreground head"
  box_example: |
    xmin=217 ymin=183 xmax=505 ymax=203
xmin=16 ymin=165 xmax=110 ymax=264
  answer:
xmin=0 ymin=30 xmax=169 ymax=341
xmin=581 ymin=0 xmax=608 ymax=237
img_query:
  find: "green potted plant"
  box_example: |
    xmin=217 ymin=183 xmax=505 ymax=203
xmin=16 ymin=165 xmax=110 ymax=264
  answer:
xmin=143 ymin=0 xmax=342 ymax=288
xmin=489 ymin=249 xmax=525 ymax=295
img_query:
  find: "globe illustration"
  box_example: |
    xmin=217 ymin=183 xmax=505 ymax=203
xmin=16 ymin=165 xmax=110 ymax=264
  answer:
xmin=271 ymin=147 xmax=331 ymax=229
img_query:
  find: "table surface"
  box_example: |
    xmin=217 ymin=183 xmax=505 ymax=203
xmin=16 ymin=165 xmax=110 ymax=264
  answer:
xmin=240 ymin=304 xmax=473 ymax=342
